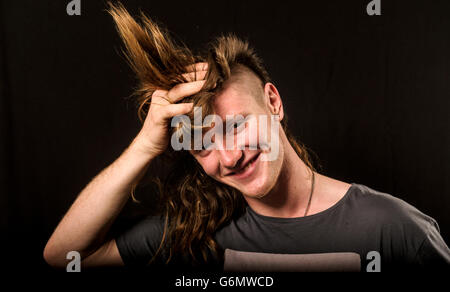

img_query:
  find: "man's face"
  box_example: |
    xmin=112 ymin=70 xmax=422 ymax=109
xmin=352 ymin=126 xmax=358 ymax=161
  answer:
xmin=190 ymin=73 xmax=285 ymax=199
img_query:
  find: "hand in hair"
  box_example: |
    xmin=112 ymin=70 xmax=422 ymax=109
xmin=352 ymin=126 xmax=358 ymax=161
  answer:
xmin=133 ymin=63 xmax=208 ymax=158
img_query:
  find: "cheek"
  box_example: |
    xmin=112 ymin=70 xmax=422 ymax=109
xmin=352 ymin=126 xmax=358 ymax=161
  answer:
xmin=243 ymin=117 xmax=260 ymax=147
xmin=196 ymin=155 xmax=219 ymax=176
xmin=243 ymin=116 xmax=274 ymax=150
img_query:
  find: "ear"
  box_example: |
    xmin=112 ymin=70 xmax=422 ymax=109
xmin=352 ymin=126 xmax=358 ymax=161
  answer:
xmin=264 ymin=83 xmax=284 ymax=121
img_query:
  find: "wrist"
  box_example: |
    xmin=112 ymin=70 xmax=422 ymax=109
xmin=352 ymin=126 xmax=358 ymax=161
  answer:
xmin=128 ymin=135 xmax=159 ymax=161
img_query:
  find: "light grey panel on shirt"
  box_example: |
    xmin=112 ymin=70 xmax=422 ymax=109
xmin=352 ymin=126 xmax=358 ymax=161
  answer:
xmin=224 ymin=249 xmax=361 ymax=272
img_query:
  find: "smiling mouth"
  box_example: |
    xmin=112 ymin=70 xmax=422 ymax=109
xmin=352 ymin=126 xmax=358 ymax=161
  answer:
xmin=227 ymin=152 xmax=261 ymax=177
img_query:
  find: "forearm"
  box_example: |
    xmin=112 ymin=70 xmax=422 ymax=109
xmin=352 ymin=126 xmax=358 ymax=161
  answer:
xmin=44 ymin=137 xmax=155 ymax=267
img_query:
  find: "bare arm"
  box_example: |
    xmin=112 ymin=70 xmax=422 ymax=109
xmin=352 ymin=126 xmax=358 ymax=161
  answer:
xmin=43 ymin=139 xmax=156 ymax=268
xmin=43 ymin=64 xmax=207 ymax=269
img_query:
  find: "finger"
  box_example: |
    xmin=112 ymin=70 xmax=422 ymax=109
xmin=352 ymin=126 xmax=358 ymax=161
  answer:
xmin=184 ymin=62 xmax=208 ymax=73
xmin=151 ymin=89 xmax=171 ymax=104
xmin=152 ymin=89 xmax=169 ymax=99
xmin=182 ymin=70 xmax=208 ymax=82
xmin=167 ymin=80 xmax=206 ymax=103
xmin=160 ymin=103 xmax=194 ymax=120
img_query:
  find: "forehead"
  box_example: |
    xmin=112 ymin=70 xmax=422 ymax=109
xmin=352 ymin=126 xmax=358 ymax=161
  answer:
xmin=212 ymin=71 xmax=265 ymax=118
xmin=213 ymin=86 xmax=254 ymax=118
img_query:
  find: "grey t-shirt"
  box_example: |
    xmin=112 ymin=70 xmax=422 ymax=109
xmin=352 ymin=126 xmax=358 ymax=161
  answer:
xmin=116 ymin=183 xmax=450 ymax=271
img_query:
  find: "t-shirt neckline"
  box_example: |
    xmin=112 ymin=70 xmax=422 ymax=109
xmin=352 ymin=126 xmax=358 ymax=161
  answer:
xmin=246 ymin=183 xmax=357 ymax=223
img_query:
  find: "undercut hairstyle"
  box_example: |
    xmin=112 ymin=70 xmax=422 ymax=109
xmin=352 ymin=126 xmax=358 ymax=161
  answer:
xmin=108 ymin=2 xmax=315 ymax=266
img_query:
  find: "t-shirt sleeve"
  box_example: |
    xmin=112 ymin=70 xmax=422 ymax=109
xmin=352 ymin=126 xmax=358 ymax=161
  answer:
xmin=115 ymin=215 xmax=166 ymax=267
xmin=378 ymin=196 xmax=450 ymax=269
xmin=353 ymin=185 xmax=450 ymax=269
xmin=414 ymin=219 xmax=450 ymax=267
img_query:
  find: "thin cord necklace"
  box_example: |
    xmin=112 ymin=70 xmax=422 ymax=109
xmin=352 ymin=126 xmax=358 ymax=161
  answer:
xmin=303 ymin=171 xmax=315 ymax=217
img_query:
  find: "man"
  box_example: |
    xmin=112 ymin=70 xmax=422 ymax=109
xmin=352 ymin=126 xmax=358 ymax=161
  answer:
xmin=44 ymin=3 xmax=449 ymax=272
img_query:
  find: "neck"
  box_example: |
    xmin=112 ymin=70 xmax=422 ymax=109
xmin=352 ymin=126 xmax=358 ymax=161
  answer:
xmin=246 ymin=131 xmax=315 ymax=218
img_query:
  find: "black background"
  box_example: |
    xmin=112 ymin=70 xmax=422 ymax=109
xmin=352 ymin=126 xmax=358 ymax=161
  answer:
xmin=0 ymin=0 xmax=449 ymax=271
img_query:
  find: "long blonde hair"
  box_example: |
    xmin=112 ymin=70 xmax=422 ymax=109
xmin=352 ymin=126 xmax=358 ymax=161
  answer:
xmin=108 ymin=2 xmax=315 ymax=266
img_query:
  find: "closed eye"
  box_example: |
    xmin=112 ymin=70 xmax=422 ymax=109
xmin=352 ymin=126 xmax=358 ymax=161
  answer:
xmin=193 ymin=142 xmax=213 ymax=156
xmin=227 ymin=121 xmax=246 ymax=134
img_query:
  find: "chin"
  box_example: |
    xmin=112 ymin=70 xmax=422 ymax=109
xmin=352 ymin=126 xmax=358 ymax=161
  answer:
xmin=241 ymin=187 xmax=270 ymax=199
xmin=235 ymin=164 xmax=278 ymax=199
xmin=221 ymin=148 xmax=284 ymax=199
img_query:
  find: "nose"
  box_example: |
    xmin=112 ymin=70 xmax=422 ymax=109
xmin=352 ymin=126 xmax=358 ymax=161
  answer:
xmin=219 ymin=148 xmax=243 ymax=171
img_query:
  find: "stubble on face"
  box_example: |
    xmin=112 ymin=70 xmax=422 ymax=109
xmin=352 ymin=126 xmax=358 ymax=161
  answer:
xmin=191 ymin=68 xmax=286 ymax=199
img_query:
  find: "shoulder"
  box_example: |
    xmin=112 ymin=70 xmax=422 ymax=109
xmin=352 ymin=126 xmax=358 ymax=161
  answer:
xmin=115 ymin=215 xmax=166 ymax=266
xmin=347 ymin=183 xmax=437 ymax=236
xmin=349 ymin=184 xmax=425 ymax=215
xmin=348 ymin=184 xmax=450 ymax=266
xmin=116 ymin=215 xmax=166 ymax=250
